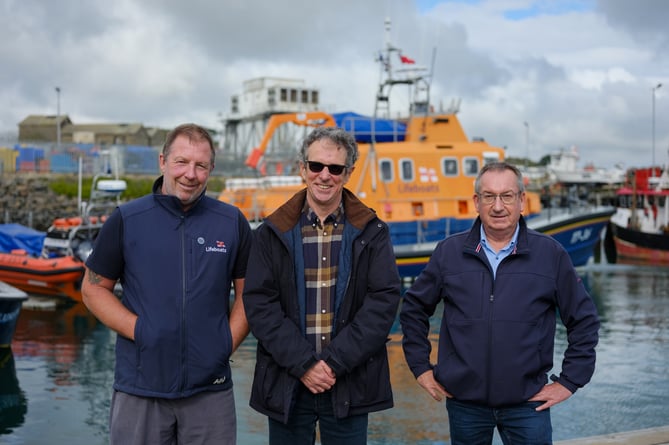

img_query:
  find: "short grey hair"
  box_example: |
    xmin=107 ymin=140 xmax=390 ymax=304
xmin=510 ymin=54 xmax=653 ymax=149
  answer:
xmin=300 ymin=126 xmax=359 ymax=167
xmin=474 ymin=162 xmax=525 ymax=194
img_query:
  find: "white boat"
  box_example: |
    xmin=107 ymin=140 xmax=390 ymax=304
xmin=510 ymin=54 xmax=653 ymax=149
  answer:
xmin=548 ymin=146 xmax=626 ymax=185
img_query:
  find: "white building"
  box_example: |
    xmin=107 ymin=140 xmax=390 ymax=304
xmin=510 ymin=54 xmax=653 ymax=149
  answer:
xmin=220 ymin=77 xmax=322 ymax=176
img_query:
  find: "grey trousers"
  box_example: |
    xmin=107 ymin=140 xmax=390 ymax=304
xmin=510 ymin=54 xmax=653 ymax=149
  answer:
xmin=109 ymin=388 xmax=236 ymax=445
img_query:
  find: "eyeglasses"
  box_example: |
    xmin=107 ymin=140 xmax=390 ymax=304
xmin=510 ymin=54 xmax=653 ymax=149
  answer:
xmin=305 ymin=161 xmax=348 ymax=176
xmin=478 ymin=192 xmax=519 ymax=205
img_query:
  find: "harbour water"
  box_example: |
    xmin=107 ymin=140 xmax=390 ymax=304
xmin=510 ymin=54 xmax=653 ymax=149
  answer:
xmin=1 ymin=263 xmax=668 ymax=444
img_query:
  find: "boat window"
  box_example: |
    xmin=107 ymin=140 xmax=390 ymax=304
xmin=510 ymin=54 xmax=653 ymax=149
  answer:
xmin=301 ymin=90 xmax=309 ymax=103
xmin=400 ymin=158 xmax=414 ymax=182
xmin=281 ymin=88 xmax=288 ymax=102
xmin=463 ymin=157 xmax=479 ymax=176
xmin=442 ymin=158 xmax=458 ymax=176
xmin=312 ymin=90 xmax=319 ymax=104
xmin=290 ymin=89 xmax=297 ymax=102
xmin=379 ymin=159 xmax=394 ymax=182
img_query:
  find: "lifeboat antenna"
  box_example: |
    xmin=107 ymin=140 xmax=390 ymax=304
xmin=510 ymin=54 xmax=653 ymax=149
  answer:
xmin=374 ymin=18 xmax=432 ymax=122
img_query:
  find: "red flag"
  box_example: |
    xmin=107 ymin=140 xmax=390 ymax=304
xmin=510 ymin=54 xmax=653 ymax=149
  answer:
xmin=400 ymin=54 xmax=415 ymax=64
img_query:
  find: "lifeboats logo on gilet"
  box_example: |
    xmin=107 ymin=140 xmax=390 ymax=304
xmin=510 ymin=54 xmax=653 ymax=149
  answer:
xmin=198 ymin=237 xmax=227 ymax=253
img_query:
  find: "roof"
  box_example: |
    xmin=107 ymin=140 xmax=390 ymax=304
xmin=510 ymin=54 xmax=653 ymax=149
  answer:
xmin=64 ymin=122 xmax=146 ymax=135
xmin=19 ymin=114 xmax=72 ymax=126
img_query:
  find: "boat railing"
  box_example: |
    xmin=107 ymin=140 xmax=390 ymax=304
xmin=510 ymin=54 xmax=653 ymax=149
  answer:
xmin=41 ymin=173 xmax=127 ymax=261
xmin=413 ymin=217 xmax=455 ymax=244
xmin=81 ymin=175 xmax=127 ymax=221
xmin=533 ymin=200 xmax=616 ymax=229
xmin=225 ymin=176 xmax=303 ymax=192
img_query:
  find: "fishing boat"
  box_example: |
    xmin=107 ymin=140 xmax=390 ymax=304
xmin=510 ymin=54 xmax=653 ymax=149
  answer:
xmin=0 ymin=280 xmax=28 ymax=347
xmin=219 ymin=19 xmax=613 ymax=277
xmin=607 ymin=166 xmax=669 ymax=265
xmin=0 ymin=174 xmax=126 ymax=302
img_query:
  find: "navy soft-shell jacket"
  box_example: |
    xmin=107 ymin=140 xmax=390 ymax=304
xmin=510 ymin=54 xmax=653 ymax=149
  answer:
xmin=243 ymin=188 xmax=401 ymax=423
xmin=400 ymin=216 xmax=599 ymax=407
xmin=86 ymin=177 xmax=252 ymax=398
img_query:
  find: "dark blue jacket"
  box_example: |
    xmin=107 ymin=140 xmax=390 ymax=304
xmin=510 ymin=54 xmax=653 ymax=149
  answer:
xmin=86 ymin=177 xmax=252 ymax=398
xmin=243 ymin=188 xmax=401 ymax=422
xmin=400 ymin=216 xmax=599 ymax=407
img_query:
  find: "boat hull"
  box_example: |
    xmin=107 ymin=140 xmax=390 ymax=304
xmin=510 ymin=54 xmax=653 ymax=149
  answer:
xmin=607 ymin=166 xmax=669 ymax=266
xmin=392 ymin=207 xmax=615 ymax=277
xmin=0 ymin=252 xmax=84 ymax=302
xmin=528 ymin=208 xmax=615 ymax=268
xmin=0 ymin=281 xmax=28 ymax=347
xmin=610 ymin=223 xmax=669 ymax=265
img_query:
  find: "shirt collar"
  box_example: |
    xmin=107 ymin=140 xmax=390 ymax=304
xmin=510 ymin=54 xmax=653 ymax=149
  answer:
xmin=302 ymin=201 xmax=344 ymax=226
xmin=480 ymin=224 xmax=520 ymax=252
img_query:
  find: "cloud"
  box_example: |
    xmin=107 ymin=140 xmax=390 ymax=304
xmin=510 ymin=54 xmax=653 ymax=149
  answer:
xmin=1 ymin=0 xmax=668 ymax=169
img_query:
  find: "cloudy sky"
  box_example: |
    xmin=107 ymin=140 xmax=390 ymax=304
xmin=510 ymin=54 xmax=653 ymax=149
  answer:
xmin=1 ymin=0 xmax=668 ymax=168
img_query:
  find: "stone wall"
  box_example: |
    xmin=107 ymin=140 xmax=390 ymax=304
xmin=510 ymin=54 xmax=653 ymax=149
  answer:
xmin=1 ymin=175 xmax=79 ymax=231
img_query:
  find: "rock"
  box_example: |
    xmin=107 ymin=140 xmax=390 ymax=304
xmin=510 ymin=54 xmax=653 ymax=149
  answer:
xmin=1 ymin=175 xmax=79 ymax=231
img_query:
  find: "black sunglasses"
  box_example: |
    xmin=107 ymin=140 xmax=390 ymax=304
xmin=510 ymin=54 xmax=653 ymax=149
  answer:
xmin=305 ymin=161 xmax=348 ymax=176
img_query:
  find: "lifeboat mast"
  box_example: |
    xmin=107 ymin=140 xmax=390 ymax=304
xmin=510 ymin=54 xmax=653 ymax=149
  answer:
xmin=362 ymin=18 xmax=435 ymax=192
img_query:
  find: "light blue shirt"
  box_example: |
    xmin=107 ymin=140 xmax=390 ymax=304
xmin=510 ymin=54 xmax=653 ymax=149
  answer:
xmin=480 ymin=224 xmax=519 ymax=278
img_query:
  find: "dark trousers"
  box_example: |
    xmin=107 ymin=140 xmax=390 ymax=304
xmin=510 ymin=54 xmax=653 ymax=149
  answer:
xmin=268 ymin=386 xmax=368 ymax=445
xmin=447 ymin=398 xmax=552 ymax=445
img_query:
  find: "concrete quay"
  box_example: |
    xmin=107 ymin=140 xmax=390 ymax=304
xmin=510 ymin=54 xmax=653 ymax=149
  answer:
xmin=555 ymin=425 xmax=669 ymax=445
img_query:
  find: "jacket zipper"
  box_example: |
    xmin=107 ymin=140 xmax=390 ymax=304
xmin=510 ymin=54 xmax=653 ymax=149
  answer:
xmin=485 ymin=251 xmax=495 ymax=404
xmin=179 ymin=214 xmax=187 ymax=393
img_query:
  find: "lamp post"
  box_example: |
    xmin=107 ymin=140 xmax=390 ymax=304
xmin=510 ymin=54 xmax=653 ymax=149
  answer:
xmin=55 ymin=86 xmax=61 ymax=150
xmin=524 ymin=121 xmax=530 ymax=168
xmin=652 ymin=83 xmax=662 ymax=175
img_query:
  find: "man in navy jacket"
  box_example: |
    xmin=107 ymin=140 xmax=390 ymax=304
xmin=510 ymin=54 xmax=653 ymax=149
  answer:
xmin=401 ymin=162 xmax=599 ymax=445
xmin=82 ymin=123 xmax=251 ymax=444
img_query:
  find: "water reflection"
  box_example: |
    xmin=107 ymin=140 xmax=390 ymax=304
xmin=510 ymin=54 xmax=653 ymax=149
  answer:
xmin=551 ymin=265 xmax=669 ymax=439
xmin=2 ymin=265 xmax=668 ymax=444
xmin=9 ymin=301 xmax=114 ymax=444
xmin=0 ymin=348 xmax=27 ymax=434
xmin=369 ymin=333 xmax=449 ymax=444
xmin=233 ymin=332 xmax=450 ymax=445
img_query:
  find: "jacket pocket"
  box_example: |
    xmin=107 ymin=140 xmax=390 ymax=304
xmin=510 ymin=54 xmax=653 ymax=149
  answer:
xmin=252 ymin=354 xmax=292 ymax=413
xmin=346 ymin=348 xmax=392 ymax=408
xmin=134 ymin=316 xmax=181 ymax=393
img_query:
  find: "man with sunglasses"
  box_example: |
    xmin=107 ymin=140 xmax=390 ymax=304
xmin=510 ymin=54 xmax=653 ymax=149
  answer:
xmin=401 ymin=162 xmax=600 ymax=444
xmin=243 ymin=126 xmax=401 ymax=445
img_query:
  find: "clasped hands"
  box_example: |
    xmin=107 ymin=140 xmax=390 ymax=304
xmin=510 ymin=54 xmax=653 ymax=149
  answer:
xmin=300 ymin=360 xmax=336 ymax=394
